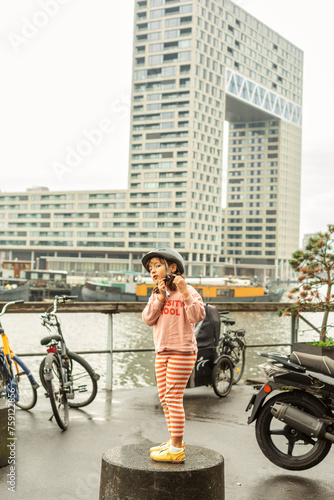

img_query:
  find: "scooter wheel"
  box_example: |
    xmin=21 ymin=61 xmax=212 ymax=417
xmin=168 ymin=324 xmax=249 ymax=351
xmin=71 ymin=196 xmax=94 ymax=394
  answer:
xmin=255 ymin=391 xmax=332 ymax=470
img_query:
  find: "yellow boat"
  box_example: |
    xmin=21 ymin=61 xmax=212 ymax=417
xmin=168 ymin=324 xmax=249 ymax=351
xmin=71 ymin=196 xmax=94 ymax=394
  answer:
xmin=136 ymin=277 xmax=284 ymax=303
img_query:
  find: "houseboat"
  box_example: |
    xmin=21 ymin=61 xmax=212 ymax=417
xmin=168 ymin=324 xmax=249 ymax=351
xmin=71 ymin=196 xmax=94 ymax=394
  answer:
xmin=81 ymin=274 xmax=283 ymax=303
xmin=1 ymin=260 xmax=69 ymax=301
xmin=81 ymin=271 xmax=141 ymax=302
xmin=136 ymin=276 xmax=284 ymax=302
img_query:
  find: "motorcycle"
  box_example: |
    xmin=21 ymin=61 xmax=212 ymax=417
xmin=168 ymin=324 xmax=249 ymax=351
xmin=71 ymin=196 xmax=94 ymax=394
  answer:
xmin=246 ymin=350 xmax=334 ymax=470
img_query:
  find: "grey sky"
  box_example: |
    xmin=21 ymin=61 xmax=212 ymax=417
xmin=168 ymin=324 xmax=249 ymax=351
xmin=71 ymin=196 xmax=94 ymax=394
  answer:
xmin=1 ymin=0 xmax=333 ymax=243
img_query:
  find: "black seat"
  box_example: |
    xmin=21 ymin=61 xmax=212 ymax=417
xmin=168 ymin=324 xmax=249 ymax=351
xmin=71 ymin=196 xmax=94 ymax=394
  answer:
xmin=290 ymin=351 xmax=334 ymax=377
xmin=196 ymin=304 xmax=221 ymax=349
xmin=40 ymin=335 xmax=62 ymax=346
xmin=222 ymin=319 xmax=235 ymax=326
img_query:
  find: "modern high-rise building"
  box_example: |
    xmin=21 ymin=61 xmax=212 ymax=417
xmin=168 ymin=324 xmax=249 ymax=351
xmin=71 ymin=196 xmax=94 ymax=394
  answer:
xmin=130 ymin=0 xmax=303 ymax=280
xmin=0 ymin=0 xmax=303 ymax=281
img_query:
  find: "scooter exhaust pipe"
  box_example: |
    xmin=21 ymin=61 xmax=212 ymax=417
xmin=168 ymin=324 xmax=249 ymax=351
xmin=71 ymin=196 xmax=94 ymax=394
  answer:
xmin=271 ymin=402 xmax=334 ymax=444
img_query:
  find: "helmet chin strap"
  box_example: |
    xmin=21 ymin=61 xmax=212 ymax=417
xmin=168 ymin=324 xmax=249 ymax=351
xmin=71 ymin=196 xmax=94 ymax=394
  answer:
xmin=163 ymin=258 xmax=171 ymax=297
xmin=163 ymin=258 xmax=170 ymax=279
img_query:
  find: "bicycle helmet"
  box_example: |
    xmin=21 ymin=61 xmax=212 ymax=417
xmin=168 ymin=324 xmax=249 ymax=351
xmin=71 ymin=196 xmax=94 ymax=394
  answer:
xmin=141 ymin=247 xmax=185 ymax=274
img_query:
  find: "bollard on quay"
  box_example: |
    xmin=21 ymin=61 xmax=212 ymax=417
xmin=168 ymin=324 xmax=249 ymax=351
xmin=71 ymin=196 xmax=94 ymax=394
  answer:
xmin=99 ymin=444 xmax=224 ymax=500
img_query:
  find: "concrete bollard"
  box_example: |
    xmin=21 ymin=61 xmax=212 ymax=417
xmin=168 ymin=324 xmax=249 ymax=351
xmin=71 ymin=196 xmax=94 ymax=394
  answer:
xmin=99 ymin=444 xmax=224 ymax=500
xmin=0 ymin=399 xmax=9 ymax=467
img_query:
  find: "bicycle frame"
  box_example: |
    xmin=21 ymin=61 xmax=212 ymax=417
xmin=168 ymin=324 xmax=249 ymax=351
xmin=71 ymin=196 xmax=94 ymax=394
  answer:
xmin=40 ymin=296 xmax=79 ymax=400
xmin=0 ymin=302 xmax=17 ymax=375
xmin=219 ymin=312 xmax=246 ymax=349
xmin=0 ymin=349 xmax=39 ymax=401
xmin=40 ymin=295 xmax=99 ymax=428
xmin=42 ymin=330 xmax=74 ymax=400
xmin=0 ymin=349 xmax=18 ymax=400
xmin=0 ymin=300 xmax=39 ymax=403
xmin=219 ymin=312 xmax=246 ymax=384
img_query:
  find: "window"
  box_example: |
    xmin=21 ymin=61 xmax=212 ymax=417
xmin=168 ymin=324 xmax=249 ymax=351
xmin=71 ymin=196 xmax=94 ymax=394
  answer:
xmin=151 ymin=8 xmax=164 ymax=18
xmin=149 ymin=42 xmax=163 ymax=52
xmin=149 ymin=54 xmax=163 ymax=65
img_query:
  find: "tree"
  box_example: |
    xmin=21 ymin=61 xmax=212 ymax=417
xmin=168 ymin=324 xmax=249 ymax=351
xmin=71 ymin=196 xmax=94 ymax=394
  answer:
xmin=286 ymin=224 xmax=334 ymax=343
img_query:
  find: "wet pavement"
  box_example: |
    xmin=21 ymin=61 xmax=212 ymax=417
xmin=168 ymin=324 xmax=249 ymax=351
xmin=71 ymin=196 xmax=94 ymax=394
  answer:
xmin=0 ymin=383 xmax=333 ymax=500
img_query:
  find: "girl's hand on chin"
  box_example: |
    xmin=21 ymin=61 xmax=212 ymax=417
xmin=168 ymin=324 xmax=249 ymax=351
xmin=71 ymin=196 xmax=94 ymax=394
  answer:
xmin=157 ymin=279 xmax=167 ymax=302
xmin=173 ymin=276 xmax=188 ymax=295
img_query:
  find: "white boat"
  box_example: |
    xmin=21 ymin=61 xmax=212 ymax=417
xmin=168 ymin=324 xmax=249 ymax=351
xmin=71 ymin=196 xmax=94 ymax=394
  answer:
xmin=0 ymin=282 xmax=31 ymax=301
xmin=81 ymin=271 xmax=142 ymax=302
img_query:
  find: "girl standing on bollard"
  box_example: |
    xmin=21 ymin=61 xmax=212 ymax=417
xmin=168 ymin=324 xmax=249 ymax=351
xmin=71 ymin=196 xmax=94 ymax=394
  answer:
xmin=142 ymin=248 xmax=205 ymax=463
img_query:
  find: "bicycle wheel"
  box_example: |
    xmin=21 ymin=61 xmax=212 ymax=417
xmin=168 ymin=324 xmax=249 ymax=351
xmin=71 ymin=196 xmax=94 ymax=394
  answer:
xmin=14 ymin=357 xmax=38 ymax=410
xmin=229 ymin=338 xmax=246 ymax=384
xmin=66 ymin=352 xmax=99 ymax=408
xmin=212 ymin=355 xmax=233 ymax=398
xmin=44 ymin=354 xmax=69 ymax=431
xmin=39 ymin=357 xmax=50 ymax=391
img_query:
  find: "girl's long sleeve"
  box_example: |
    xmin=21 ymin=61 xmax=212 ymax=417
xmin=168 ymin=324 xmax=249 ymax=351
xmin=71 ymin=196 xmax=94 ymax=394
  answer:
xmin=142 ymin=294 xmax=164 ymax=326
xmin=183 ymin=287 xmax=206 ymax=324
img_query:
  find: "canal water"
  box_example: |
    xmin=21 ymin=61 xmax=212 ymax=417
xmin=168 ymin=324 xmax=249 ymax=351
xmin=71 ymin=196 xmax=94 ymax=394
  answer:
xmin=2 ymin=289 xmax=332 ymax=390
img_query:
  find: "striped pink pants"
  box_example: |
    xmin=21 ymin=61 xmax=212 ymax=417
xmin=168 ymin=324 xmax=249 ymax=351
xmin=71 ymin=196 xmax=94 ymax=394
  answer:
xmin=155 ymin=351 xmax=197 ymax=438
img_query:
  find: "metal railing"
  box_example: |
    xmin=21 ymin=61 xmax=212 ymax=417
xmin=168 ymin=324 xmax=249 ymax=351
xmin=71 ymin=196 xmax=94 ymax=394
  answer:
xmin=2 ymin=301 xmax=333 ymax=390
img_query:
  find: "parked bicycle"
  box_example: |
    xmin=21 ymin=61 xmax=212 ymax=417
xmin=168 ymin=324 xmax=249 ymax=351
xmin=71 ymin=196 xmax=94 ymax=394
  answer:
xmin=0 ymin=300 xmax=39 ymax=410
xmin=187 ymin=304 xmax=234 ymax=398
xmin=219 ymin=311 xmax=246 ymax=384
xmin=39 ymin=295 xmax=100 ymax=430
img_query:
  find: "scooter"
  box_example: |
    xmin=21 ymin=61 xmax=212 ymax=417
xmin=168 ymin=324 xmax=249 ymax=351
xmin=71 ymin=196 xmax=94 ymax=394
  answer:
xmin=246 ymin=350 xmax=334 ymax=470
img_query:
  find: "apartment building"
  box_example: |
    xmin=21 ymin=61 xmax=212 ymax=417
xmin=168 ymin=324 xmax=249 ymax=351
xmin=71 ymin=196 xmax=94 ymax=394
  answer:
xmin=131 ymin=0 xmax=303 ymax=280
xmin=0 ymin=0 xmax=303 ymax=280
xmin=0 ymin=188 xmax=137 ymax=273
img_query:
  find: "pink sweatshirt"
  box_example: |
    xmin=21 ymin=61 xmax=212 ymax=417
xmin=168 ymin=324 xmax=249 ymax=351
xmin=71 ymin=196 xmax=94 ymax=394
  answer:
xmin=142 ymin=284 xmax=205 ymax=353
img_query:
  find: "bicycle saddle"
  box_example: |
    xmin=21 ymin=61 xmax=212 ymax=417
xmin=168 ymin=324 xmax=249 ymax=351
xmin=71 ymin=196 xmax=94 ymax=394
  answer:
xmin=221 ymin=319 xmax=235 ymax=326
xmin=40 ymin=335 xmax=62 ymax=346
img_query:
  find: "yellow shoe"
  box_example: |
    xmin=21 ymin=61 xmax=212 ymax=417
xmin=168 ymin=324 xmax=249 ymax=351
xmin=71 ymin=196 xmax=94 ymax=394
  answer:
xmin=150 ymin=440 xmax=170 ymax=453
xmin=150 ymin=440 xmax=185 ymax=453
xmin=150 ymin=448 xmax=185 ymax=463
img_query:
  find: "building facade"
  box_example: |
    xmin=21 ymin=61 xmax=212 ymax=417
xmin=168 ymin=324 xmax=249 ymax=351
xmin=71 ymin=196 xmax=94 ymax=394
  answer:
xmin=0 ymin=0 xmax=303 ymax=280
xmin=130 ymin=0 xmax=303 ymax=280
xmin=0 ymin=187 xmax=142 ymax=274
